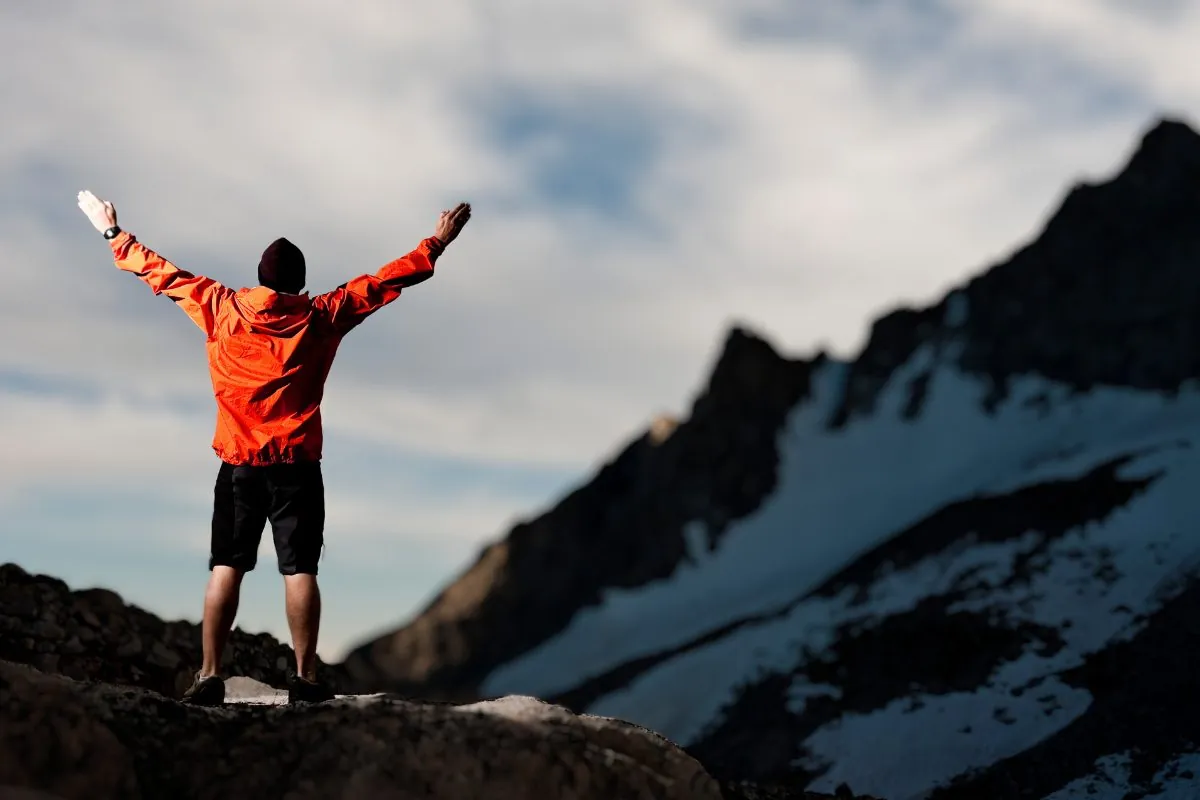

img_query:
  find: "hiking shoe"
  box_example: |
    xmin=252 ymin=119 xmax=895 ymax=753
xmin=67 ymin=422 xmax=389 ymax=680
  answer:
xmin=181 ymin=672 xmax=225 ymax=706
xmin=287 ymin=673 xmax=335 ymax=704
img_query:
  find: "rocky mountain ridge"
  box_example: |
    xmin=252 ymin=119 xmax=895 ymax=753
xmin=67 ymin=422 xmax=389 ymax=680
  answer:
xmin=0 ymin=657 xmax=720 ymax=800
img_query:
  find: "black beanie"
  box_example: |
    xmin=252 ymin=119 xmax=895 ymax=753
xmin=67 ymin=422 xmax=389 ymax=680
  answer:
xmin=258 ymin=237 xmax=306 ymax=293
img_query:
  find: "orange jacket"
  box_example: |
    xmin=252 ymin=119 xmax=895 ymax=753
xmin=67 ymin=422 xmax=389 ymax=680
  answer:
xmin=109 ymin=230 xmax=444 ymax=466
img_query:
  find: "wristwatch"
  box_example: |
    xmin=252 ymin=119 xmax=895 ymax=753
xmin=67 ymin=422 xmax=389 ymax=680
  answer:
xmin=102 ymin=226 xmax=122 ymax=240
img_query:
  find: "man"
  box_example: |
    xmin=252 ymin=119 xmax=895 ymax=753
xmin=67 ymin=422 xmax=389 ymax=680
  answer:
xmin=76 ymin=189 xmax=471 ymax=705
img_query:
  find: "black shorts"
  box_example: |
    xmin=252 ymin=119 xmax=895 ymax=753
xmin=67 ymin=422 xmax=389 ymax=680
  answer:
xmin=210 ymin=460 xmax=325 ymax=575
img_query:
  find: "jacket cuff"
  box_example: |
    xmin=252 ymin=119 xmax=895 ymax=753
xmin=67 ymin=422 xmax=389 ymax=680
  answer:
xmin=108 ymin=230 xmax=133 ymax=252
xmin=423 ymin=236 xmax=446 ymax=258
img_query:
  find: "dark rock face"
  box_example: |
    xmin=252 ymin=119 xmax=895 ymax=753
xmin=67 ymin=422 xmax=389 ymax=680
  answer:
xmin=0 ymin=563 xmax=348 ymax=698
xmin=0 ymin=658 xmax=724 ymax=800
xmin=342 ymin=327 xmax=823 ymax=697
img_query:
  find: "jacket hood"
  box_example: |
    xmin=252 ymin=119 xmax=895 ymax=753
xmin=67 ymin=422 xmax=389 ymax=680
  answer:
xmin=234 ymin=286 xmax=313 ymax=335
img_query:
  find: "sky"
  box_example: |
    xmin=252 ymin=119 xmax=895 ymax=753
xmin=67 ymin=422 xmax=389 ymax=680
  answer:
xmin=3 ymin=0 xmax=1200 ymax=662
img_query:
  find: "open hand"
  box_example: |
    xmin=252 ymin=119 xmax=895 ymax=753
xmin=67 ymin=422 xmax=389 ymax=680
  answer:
xmin=77 ymin=190 xmax=118 ymax=234
xmin=434 ymin=202 xmax=471 ymax=246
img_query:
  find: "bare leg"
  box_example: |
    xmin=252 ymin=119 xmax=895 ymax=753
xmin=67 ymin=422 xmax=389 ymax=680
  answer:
xmin=200 ymin=566 xmax=243 ymax=677
xmin=284 ymin=573 xmax=321 ymax=680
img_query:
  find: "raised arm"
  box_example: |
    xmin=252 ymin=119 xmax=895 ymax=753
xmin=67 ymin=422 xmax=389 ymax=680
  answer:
xmin=77 ymin=190 xmax=231 ymax=337
xmin=313 ymin=202 xmax=471 ymax=336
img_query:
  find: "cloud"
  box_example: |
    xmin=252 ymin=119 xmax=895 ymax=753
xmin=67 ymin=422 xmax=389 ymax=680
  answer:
xmin=4 ymin=0 xmax=1199 ymax=653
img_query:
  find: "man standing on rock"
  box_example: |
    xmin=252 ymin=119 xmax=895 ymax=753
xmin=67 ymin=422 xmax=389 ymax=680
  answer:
xmin=76 ymin=190 xmax=471 ymax=705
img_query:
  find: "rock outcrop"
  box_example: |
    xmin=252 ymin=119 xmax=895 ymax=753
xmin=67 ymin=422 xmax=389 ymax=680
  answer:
xmin=0 ymin=563 xmax=348 ymax=699
xmin=0 ymin=658 xmax=719 ymax=800
xmin=0 ymin=562 xmax=884 ymax=799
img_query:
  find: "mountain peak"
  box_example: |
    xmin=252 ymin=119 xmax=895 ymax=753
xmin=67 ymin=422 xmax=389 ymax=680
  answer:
xmin=1124 ymin=115 xmax=1200 ymax=176
xmin=829 ymin=114 xmax=1200 ymax=428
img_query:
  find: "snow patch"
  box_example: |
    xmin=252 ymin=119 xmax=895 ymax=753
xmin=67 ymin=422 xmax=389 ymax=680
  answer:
xmin=1146 ymin=753 xmax=1200 ymax=798
xmin=802 ymin=669 xmax=1092 ymax=799
xmin=1044 ymin=751 xmax=1200 ymax=799
xmin=1043 ymin=753 xmax=1133 ymax=799
xmin=949 ymin=440 xmax=1200 ymax=653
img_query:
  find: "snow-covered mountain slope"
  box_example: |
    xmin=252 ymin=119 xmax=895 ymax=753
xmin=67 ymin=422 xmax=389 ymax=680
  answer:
xmin=489 ymin=357 xmax=1200 ymax=798
xmin=344 ymin=117 xmax=1200 ymax=798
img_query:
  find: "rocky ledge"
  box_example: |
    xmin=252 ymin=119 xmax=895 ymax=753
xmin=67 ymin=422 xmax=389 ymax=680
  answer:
xmin=0 ymin=563 xmax=347 ymax=698
xmin=0 ymin=562 xmax=884 ymax=799
xmin=0 ymin=658 xmax=876 ymax=800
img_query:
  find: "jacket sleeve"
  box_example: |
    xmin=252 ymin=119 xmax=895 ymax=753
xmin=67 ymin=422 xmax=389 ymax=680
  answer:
xmin=312 ymin=237 xmax=444 ymax=335
xmin=110 ymin=231 xmax=232 ymax=338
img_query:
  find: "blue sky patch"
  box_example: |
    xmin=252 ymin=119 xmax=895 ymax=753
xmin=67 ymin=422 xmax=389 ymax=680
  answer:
xmin=476 ymin=87 xmax=665 ymax=219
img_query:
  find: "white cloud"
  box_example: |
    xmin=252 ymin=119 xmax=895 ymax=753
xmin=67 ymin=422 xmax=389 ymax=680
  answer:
xmin=3 ymin=0 xmax=1200 ymax=646
xmin=962 ymin=0 xmax=1200 ymax=99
